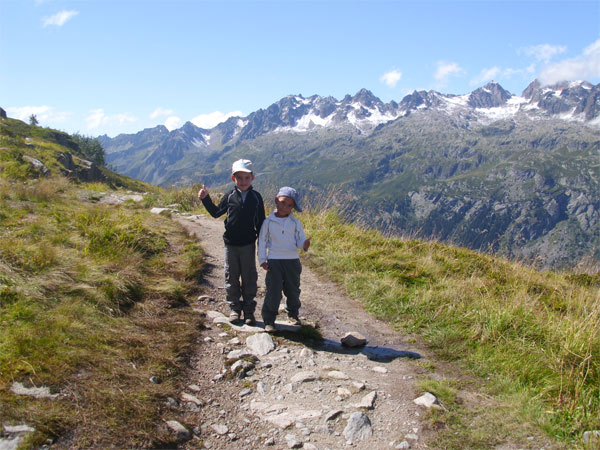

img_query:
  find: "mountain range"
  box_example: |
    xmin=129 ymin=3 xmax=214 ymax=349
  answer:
xmin=99 ymin=79 xmax=600 ymax=269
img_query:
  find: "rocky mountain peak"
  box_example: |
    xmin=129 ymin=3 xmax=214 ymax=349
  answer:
xmin=522 ymin=79 xmax=542 ymax=99
xmin=350 ymin=88 xmax=381 ymax=108
xmin=399 ymin=90 xmax=442 ymax=111
xmin=467 ymin=81 xmax=512 ymax=108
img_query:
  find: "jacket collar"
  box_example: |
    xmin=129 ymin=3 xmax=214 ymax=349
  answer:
xmin=234 ymin=185 xmax=253 ymax=195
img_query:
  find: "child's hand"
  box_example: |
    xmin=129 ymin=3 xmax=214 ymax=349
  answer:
xmin=198 ymin=184 xmax=208 ymax=200
xmin=303 ymin=237 xmax=311 ymax=251
xmin=261 ymin=262 xmax=269 ymax=271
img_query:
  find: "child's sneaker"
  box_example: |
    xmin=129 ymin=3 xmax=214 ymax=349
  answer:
xmin=264 ymin=323 xmax=276 ymax=333
xmin=288 ymin=316 xmax=301 ymax=326
xmin=229 ymin=311 xmax=242 ymax=325
xmin=244 ymin=314 xmax=256 ymax=326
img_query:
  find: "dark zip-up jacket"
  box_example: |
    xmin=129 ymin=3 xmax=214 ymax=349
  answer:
xmin=201 ymin=186 xmax=266 ymax=246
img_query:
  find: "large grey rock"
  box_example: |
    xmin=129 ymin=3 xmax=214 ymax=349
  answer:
xmin=246 ymin=333 xmax=276 ymax=356
xmin=343 ymin=412 xmax=372 ymax=441
xmin=23 ymin=155 xmax=50 ymax=176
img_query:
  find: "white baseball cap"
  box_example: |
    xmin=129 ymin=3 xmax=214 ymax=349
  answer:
xmin=231 ymin=159 xmax=253 ymax=174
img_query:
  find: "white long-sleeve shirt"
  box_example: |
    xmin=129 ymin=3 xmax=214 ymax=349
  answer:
xmin=257 ymin=212 xmax=306 ymax=265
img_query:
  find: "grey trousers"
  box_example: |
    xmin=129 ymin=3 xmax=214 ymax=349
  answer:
xmin=224 ymin=243 xmax=257 ymax=315
xmin=261 ymin=259 xmax=302 ymax=325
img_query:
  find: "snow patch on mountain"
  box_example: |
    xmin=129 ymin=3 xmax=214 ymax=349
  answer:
xmin=290 ymin=112 xmax=334 ymax=131
xmin=476 ymin=96 xmax=529 ymax=122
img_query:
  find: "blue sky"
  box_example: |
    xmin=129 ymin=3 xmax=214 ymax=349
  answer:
xmin=1 ymin=0 xmax=599 ymax=137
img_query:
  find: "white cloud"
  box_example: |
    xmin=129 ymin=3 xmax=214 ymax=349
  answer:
xmin=380 ymin=69 xmax=403 ymax=88
xmin=190 ymin=110 xmax=243 ymax=129
xmin=42 ymin=10 xmax=79 ymax=27
xmin=164 ymin=116 xmax=182 ymax=131
xmin=538 ymin=38 xmax=600 ymax=86
xmin=6 ymin=105 xmax=70 ymax=124
xmin=470 ymin=66 xmax=501 ymax=86
xmin=85 ymin=109 xmax=137 ymax=130
xmin=519 ymin=44 xmax=567 ymax=63
xmin=150 ymin=107 xmax=174 ymax=119
xmin=434 ymin=61 xmax=465 ymax=87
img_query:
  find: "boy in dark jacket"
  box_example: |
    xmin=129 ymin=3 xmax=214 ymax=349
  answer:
xmin=198 ymin=159 xmax=265 ymax=325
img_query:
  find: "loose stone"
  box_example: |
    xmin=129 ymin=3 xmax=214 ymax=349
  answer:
xmin=165 ymin=420 xmax=191 ymax=440
xmin=300 ymin=348 xmax=314 ymax=358
xmin=291 ymin=370 xmax=318 ymax=383
xmin=341 ymin=332 xmax=368 ymax=347
xmin=352 ymin=381 xmax=366 ymax=391
xmin=239 ymin=388 xmax=252 ymax=397
xmin=413 ymin=392 xmax=440 ymax=409
xmin=211 ymin=424 xmax=229 ymax=435
xmin=181 ymin=392 xmax=203 ymax=405
xmin=326 ymin=409 xmax=344 ymax=421
xmin=353 ymin=391 xmax=377 ymax=409
xmin=343 ymin=412 xmax=373 ymax=441
xmin=226 ymin=349 xmax=256 ymax=362
xmin=257 ymin=381 xmax=268 ymax=394
xmin=285 ymin=433 xmax=303 ymax=448
xmin=230 ymin=359 xmax=255 ymax=377
xmin=327 ymin=370 xmax=350 ymax=380
xmin=405 ymin=433 xmax=419 ymax=442
xmin=337 ymin=388 xmax=352 ymax=398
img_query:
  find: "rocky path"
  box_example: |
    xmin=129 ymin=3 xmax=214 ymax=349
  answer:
xmin=169 ymin=213 xmax=438 ymax=450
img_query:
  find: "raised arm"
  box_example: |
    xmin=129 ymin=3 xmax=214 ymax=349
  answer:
xmin=199 ymin=188 xmax=228 ymax=218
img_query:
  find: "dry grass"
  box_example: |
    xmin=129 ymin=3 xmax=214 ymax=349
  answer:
xmin=0 ymin=178 xmax=206 ymax=448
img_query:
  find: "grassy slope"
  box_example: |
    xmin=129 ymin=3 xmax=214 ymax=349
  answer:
xmin=0 ymin=119 xmax=205 ymax=448
xmin=302 ymin=211 xmax=599 ymax=448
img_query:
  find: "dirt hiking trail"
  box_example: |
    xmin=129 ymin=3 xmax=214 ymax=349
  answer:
xmin=171 ymin=213 xmax=559 ymax=450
